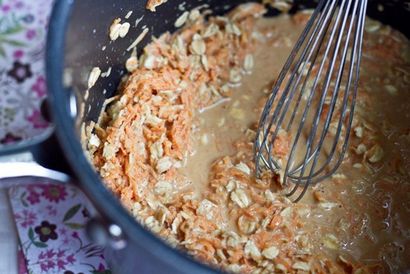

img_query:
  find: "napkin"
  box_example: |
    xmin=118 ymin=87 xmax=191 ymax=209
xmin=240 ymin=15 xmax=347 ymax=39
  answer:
xmin=9 ymin=182 xmax=111 ymax=274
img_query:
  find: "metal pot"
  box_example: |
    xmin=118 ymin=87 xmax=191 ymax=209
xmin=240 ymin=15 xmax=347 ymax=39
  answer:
xmin=1 ymin=0 xmax=409 ymax=273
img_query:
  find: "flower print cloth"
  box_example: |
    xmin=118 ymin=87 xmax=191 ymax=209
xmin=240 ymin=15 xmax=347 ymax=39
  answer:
xmin=9 ymin=182 xmax=111 ymax=274
xmin=0 ymin=0 xmax=52 ymax=146
xmin=18 ymin=246 xmax=28 ymax=274
xmin=1 ymin=0 xmax=111 ymax=273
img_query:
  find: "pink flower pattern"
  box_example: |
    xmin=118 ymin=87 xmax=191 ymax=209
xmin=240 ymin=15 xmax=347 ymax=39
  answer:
xmin=26 ymin=110 xmax=48 ymax=129
xmin=9 ymin=182 xmax=111 ymax=273
xmin=14 ymin=209 xmax=37 ymax=228
xmin=36 ymin=249 xmax=76 ymax=272
xmin=1 ymin=1 xmax=107 ymax=271
xmin=0 ymin=0 xmax=51 ymax=145
xmin=27 ymin=184 xmax=68 ymax=205
xmin=25 ymin=29 xmax=36 ymax=40
xmin=41 ymin=184 xmax=68 ymax=203
xmin=45 ymin=205 xmax=57 ymax=216
xmin=27 ymin=189 xmax=40 ymax=204
xmin=13 ymin=50 xmax=24 ymax=59
xmin=31 ymin=76 xmax=46 ymax=97
xmin=1 ymin=4 xmax=11 ymax=12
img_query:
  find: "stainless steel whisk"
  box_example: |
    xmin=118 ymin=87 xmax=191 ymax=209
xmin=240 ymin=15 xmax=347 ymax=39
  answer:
xmin=254 ymin=0 xmax=368 ymax=202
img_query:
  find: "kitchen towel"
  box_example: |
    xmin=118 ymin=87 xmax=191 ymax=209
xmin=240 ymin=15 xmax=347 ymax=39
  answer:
xmin=0 ymin=0 xmax=52 ymax=145
xmin=9 ymin=182 xmax=111 ymax=274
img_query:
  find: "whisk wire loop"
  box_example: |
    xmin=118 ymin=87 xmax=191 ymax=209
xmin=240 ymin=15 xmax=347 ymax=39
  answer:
xmin=254 ymin=0 xmax=368 ymax=202
xmin=285 ymin=0 xmax=357 ymax=199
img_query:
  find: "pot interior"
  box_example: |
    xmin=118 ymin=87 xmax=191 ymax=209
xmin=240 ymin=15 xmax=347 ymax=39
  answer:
xmin=63 ymin=0 xmax=409 ymax=132
xmin=56 ymin=0 xmax=410 ymax=273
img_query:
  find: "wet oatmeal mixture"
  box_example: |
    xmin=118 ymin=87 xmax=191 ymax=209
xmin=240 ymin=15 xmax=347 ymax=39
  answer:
xmin=87 ymin=3 xmax=410 ymax=273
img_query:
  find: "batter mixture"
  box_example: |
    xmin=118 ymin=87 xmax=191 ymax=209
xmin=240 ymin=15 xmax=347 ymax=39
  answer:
xmin=87 ymin=3 xmax=410 ymax=273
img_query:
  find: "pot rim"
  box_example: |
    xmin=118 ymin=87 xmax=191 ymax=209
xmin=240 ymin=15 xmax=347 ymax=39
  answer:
xmin=46 ymin=1 xmax=216 ymax=273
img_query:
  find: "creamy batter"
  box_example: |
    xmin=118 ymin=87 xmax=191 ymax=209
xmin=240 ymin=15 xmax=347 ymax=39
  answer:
xmin=87 ymin=4 xmax=410 ymax=273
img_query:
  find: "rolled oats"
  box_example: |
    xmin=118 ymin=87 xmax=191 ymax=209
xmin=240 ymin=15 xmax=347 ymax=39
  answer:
xmin=171 ymin=215 xmax=182 ymax=234
xmin=119 ymin=22 xmax=131 ymax=38
xmin=226 ymin=22 xmax=242 ymax=36
xmin=201 ymin=55 xmax=209 ymax=71
xmin=127 ymin=27 xmax=149 ymax=51
xmin=292 ymin=262 xmax=310 ymax=271
xmin=150 ymin=139 xmax=164 ymax=161
xmin=265 ymin=0 xmax=293 ymax=12
xmin=229 ymin=69 xmax=242 ymax=84
xmin=280 ymin=207 xmax=292 ymax=218
xmin=102 ymin=142 xmax=117 ymax=160
xmin=354 ymin=126 xmax=364 ymax=138
xmin=126 ymin=49 xmax=139 ymax=72
xmin=235 ymin=162 xmax=251 ymax=175
xmin=332 ymin=173 xmax=347 ymax=180
xmin=190 ymin=35 xmax=206 ymax=55
xmin=88 ymin=67 xmax=101 ymax=89
xmin=323 ymin=234 xmax=339 ymax=250
xmin=231 ymin=189 xmax=251 ymax=208
xmin=203 ymin=23 xmax=219 ymax=38
xmin=217 ymin=117 xmax=226 ymax=127
xmin=146 ymin=0 xmax=168 ymax=12
xmin=156 ymin=156 xmax=173 ymax=173
xmin=145 ymin=114 xmax=162 ymax=126
xmin=225 ymin=180 xmax=237 ymax=192
xmin=109 ymin=18 xmax=122 ymax=41
xmin=88 ymin=134 xmax=101 ymax=148
xmin=143 ymin=54 xmax=156 ymax=69
xmin=319 ymin=202 xmax=339 ymax=210
xmin=125 ymin=11 xmax=133 ymax=19
xmin=367 ymin=144 xmax=384 ymax=163
xmin=244 ymin=240 xmax=262 ymax=261
xmin=189 ymin=9 xmax=201 ymax=22
xmin=384 ymin=84 xmax=398 ymax=95
xmin=197 ymin=199 xmax=217 ymax=220
xmin=264 ymin=190 xmax=277 ymax=202
xmin=275 ymin=264 xmax=287 ymax=272
xmin=154 ymin=181 xmax=173 ymax=196
xmin=145 ymin=216 xmax=162 ymax=233
xmin=244 ymin=54 xmax=254 ymax=73
xmin=353 ymin=163 xmax=363 ymax=169
xmin=226 ymin=264 xmax=241 ymax=273
xmin=200 ymin=134 xmax=209 ymax=145
xmin=175 ymin=11 xmax=189 ymax=28
xmin=262 ymin=246 xmax=279 ymax=259
xmin=238 ymin=215 xmax=257 ymax=234
xmin=355 ymin=143 xmax=367 ymax=155
xmin=365 ymin=20 xmax=381 ymax=33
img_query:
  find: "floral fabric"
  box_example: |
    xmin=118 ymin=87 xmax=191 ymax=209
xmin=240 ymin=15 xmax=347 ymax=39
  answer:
xmin=1 ymin=0 xmax=112 ymax=272
xmin=18 ymin=247 xmax=28 ymax=274
xmin=0 ymin=0 xmax=52 ymax=146
xmin=9 ymin=182 xmax=111 ymax=274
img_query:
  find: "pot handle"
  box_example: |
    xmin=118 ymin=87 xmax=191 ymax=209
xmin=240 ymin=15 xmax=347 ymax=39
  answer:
xmin=0 ymin=161 xmax=71 ymax=183
xmin=0 ymin=100 xmax=73 ymax=183
xmin=0 ymin=132 xmax=72 ymax=184
xmin=0 ymin=103 xmax=127 ymax=251
xmin=1 ymin=127 xmax=129 ymax=255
